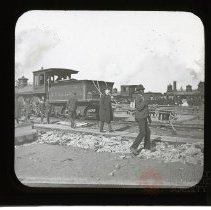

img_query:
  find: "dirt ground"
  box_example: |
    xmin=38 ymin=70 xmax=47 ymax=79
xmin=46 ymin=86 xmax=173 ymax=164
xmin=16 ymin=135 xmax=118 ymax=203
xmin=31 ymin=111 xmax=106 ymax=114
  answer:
xmin=15 ymin=141 xmax=203 ymax=188
xmin=15 ymin=105 xmax=204 ymax=188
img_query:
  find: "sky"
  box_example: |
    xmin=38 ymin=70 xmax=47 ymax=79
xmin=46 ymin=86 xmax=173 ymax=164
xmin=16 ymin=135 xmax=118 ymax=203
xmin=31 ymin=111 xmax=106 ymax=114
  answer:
xmin=15 ymin=11 xmax=204 ymax=93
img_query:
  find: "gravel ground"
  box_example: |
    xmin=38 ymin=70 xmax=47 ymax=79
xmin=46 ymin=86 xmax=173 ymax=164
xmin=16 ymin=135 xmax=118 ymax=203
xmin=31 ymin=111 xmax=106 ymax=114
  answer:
xmin=34 ymin=130 xmax=203 ymax=165
xmin=15 ymin=107 xmax=204 ymax=187
xmin=15 ymin=143 xmax=203 ymax=187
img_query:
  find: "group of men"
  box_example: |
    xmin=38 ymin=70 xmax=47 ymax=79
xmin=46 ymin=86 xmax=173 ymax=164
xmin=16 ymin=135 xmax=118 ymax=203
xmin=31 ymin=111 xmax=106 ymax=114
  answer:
xmin=15 ymin=97 xmax=51 ymax=124
xmin=15 ymin=97 xmax=31 ymax=124
xmin=15 ymin=83 xmax=151 ymax=155
xmin=97 ymin=84 xmax=151 ymax=155
xmin=39 ymin=99 xmax=51 ymax=124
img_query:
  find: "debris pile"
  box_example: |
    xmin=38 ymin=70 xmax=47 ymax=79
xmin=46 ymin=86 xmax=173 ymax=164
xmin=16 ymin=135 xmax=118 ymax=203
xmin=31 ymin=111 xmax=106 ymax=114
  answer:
xmin=138 ymin=142 xmax=203 ymax=165
xmin=37 ymin=130 xmax=132 ymax=153
xmin=36 ymin=130 xmax=203 ymax=165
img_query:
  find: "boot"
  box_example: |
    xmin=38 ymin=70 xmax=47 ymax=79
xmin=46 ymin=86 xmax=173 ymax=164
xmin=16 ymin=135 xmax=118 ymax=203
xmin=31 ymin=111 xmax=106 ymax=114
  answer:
xmin=100 ymin=121 xmax=105 ymax=132
xmin=108 ymin=123 xmax=113 ymax=132
xmin=130 ymin=146 xmax=139 ymax=155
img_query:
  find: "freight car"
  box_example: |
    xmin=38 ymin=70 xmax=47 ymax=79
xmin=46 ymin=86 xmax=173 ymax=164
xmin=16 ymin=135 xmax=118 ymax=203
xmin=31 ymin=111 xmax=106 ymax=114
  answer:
xmin=15 ymin=68 xmax=114 ymax=119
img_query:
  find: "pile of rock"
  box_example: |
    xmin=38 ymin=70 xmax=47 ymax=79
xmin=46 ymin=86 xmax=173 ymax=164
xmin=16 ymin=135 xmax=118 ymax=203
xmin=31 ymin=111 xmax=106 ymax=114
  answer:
xmin=138 ymin=142 xmax=203 ymax=165
xmin=37 ymin=130 xmax=204 ymax=165
xmin=37 ymin=130 xmax=132 ymax=153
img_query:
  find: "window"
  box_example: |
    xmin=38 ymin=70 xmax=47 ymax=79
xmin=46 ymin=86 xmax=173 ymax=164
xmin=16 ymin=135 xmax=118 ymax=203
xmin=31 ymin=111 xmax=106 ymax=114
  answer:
xmin=35 ymin=75 xmax=39 ymax=86
xmin=39 ymin=74 xmax=44 ymax=85
xmin=122 ymin=87 xmax=126 ymax=92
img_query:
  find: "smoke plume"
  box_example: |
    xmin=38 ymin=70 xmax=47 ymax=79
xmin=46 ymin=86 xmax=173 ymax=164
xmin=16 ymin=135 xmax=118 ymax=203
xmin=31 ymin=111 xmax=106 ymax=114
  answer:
xmin=15 ymin=28 xmax=60 ymax=80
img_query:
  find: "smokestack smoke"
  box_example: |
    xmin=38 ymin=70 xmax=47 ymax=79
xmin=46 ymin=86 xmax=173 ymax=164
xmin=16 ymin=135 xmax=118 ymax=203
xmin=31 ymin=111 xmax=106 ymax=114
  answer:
xmin=15 ymin=28 xmax=60 ymax=80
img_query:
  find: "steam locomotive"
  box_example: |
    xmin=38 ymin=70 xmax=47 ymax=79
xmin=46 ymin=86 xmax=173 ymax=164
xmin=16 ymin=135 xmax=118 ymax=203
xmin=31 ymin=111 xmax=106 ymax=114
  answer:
xmin=15 ymin=68 xmax=114 ymax=119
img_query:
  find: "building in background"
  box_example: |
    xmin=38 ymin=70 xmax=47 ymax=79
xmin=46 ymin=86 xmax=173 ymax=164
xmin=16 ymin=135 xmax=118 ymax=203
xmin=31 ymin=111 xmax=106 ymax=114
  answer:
xmin=173 ymin=81 xmax=177 ymax=92
xmin=120 ymin=85 xmax=138 ymax=98
xmin=165 ymin=81 xmax=204 ymax=106
xmin=144 ymin=92 xmax=163 ymax=100
xmin=167 ymin=83 xmax=173 ymax=92
xmin=186 ymin=85 xmax=192 ymax=92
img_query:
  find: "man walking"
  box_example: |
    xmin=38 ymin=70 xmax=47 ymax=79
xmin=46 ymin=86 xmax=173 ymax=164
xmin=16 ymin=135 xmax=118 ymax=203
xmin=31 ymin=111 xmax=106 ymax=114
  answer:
xmin=67 ymin=93 xmax=78 ymax=128
xmin=130 ymin=84 xmax=151 ymax=155
xmin=99 ymin=89 xmax=113 ymax=132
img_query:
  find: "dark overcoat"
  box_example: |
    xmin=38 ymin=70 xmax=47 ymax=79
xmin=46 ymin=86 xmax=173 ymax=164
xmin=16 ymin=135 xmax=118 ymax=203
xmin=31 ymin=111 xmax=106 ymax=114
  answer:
xmin=45 ymin=101 xmax=51 ymax=114
xmin=134 ymin=94 xmax=149 ymax=120
xmin=99 ymin=94 xmax=113 ymax=123
xmin=67 ymin=96 xmax=78 ymax=112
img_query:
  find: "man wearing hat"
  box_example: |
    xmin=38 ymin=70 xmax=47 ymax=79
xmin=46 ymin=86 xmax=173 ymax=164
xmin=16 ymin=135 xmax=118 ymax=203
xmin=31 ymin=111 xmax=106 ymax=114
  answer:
xmin=130 ymin=84 xmax=151 ymax=155
xmin=67 ymin=93 xmax=78 ymax=128
xmin=99 ymin=89 xmax=114 ymax=132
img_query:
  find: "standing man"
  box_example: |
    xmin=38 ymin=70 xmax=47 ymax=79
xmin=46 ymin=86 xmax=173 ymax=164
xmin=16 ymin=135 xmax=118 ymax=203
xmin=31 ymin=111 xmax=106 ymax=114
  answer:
xmin=24 ymin=98 xmax=31 ymax=122
xmin=130 ymin=84 xmax=151 ymax=155
xmin=39 ymin=98 xmax=45 ymax=123
xmin=99 ymin=89 xmax=113 ymax=132
xmin=67 ymin=93 xmax=78 ymax=128
xmin=45 ymin=99 xmax=51 ymax=124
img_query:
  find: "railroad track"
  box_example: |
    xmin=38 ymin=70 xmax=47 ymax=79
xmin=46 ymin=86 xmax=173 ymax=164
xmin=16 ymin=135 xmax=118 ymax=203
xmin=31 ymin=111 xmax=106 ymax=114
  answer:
xmin=111 ymin=120 xmax=203 ymax=130
xmin=28 ymin=115 xmax=204 ymax=131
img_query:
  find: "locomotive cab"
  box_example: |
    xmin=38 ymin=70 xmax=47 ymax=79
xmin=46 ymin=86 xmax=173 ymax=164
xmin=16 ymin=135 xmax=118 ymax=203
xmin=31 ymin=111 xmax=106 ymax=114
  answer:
xmin=33 ymin=67 xmax=79 ymax=100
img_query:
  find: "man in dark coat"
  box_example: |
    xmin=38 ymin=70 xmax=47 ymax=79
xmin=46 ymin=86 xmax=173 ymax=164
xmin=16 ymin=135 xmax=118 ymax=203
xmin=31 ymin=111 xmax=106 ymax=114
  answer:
xmin=130 ymin=84 xmax=151 ymax=155
xmin=45 ymin=99 xmax=51 ymax=124
xmin=99 ymin=89 xmax=113 ymax=132
xmin=39 ymin=99 xmax=45 ymax=123
xmin=67 ymin=93 xmax=78 ymax=128
xmin=24 ymin=98 xmax=31 ymax=122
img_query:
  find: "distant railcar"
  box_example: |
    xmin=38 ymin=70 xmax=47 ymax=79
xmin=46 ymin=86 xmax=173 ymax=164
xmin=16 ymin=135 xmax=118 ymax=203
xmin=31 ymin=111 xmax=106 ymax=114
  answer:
xmin=15 ymin=68 xmax=114 ymax=119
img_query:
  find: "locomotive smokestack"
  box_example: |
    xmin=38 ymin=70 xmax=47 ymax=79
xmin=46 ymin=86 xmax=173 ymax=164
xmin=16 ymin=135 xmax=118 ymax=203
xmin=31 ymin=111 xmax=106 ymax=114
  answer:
xmin=173 ymin=81 xmax=177 ymax=92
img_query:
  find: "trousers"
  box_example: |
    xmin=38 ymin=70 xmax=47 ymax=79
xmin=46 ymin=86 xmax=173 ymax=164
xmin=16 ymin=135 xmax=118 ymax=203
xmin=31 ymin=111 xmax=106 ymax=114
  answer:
xmin=131 ymin=118 xmax=151 ymax=150
xmin=69 ymin=111 xmax=76 ymax=128
xmin=41 ymin=112 xmax=50 ymax=124
xmin=100 ymin=121 xmax=112 ymax=132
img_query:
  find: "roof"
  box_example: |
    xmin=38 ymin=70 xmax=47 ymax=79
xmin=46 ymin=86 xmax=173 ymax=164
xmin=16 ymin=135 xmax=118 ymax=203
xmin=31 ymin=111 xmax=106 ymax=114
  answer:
xmin=18 ymin=76 xmax=28 ymax=80
xmin=52 ymin=79 xmax=114 ymax=87
xmin=121 ymin=85 xmax=138 ymax=87
xmin=33 ymin=68 xmax=79 ymax=75
xmin=166 ymin=90 xmax=200 ymax=96
xmin=145 ymin=92 xmax=162 ymax=95
xmin=81 ymin=80 xmax=114 ymax=84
